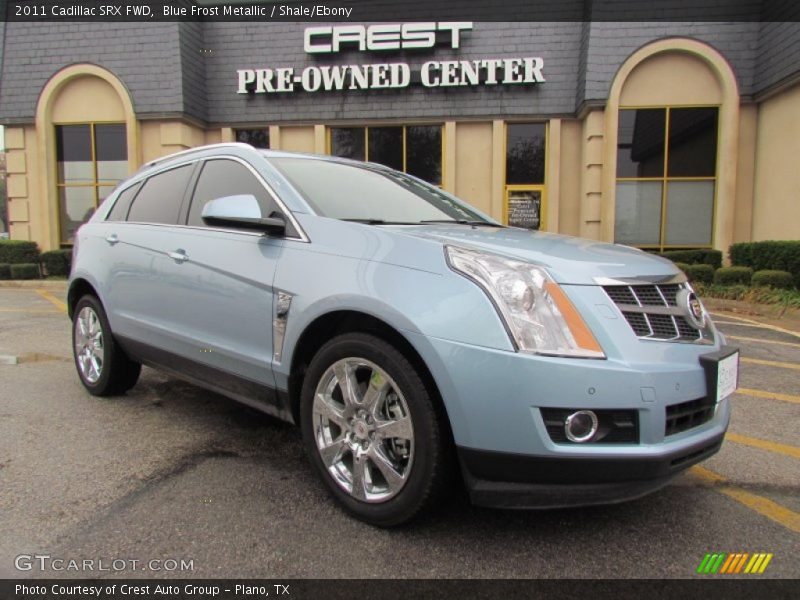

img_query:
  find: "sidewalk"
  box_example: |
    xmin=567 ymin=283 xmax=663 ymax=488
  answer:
xmin=0 ymin=279 xmax=68 ymax=291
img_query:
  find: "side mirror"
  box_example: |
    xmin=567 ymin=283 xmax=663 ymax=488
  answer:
xmin=201 ymin=194 xmax=286 ymax=236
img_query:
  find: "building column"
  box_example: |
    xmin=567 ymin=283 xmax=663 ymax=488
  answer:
xmin=491 ymin=120 xmax=505 ymax=222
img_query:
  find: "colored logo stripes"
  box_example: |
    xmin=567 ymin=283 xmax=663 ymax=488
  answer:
xmin=697 ymin=553 xmax=773 ymax=574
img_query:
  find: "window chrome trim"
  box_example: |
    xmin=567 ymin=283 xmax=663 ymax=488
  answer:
xmin=142 ymin=142 xmax=253 ymax=169
xmin=109 ymin=154 xmax=310 ymax=243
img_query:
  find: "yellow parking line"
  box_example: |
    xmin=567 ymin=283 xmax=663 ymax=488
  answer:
xmin=726 ymin=432 xmax=800 ymax=460
xmin=710 ymin=312 xmax=800 ymax=339
xmin=728 ymin=335 xmax=800 ymax=349
xmin=690 ymin=466 xmax=800 ymax=533
xmin=741 ymin=357 xmax=800 ymax=371
xmin=738 ymin=387 xmax=800 ymax=405
xmin=35 ymin=289 xmax=67 ymax=314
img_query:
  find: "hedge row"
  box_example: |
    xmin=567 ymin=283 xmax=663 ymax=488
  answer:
xmin=674 ymin=263 xmax=795 ymax=290
xmin=658 ymin=249 xmax=723 ymax=270
xmin=40 ymin=250 xmax=72 ymax=277
xmin=0 ymin=241 xmax=72 ymax=279
xmin=0 ymin=240 xmax=39 ymax=264
xmin=729 ymin=241 xmax=800 ymax=288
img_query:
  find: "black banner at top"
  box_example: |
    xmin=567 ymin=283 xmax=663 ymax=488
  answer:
xmin=1 ymin=0 xmax=799 ymax=22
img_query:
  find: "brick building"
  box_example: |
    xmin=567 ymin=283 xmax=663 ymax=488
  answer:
xmin=0 ymin=11 xmax=798 ymax=251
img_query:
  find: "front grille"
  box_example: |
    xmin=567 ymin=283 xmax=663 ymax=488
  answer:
xmin=603 ymin=282 xmax=704 ymax=342
xmin=665 ymin=397 xmax=715 ymax=437
xmin=541 ymin=408 xmax=639 ymax=444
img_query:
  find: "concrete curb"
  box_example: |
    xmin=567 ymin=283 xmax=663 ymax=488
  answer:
xmin=0 ymin=280 xmax=68 ymax=290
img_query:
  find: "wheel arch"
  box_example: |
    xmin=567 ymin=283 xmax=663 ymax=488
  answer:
xmin=67 ymin=277 xmax=101 ymax=319
xmin=287 ymin=310 xmax=454 ymax=446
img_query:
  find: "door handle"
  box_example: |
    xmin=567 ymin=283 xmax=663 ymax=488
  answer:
xmin=105 ymin=234 xmax=119 ymax=246
xmin=167 ymin=249 xmax=189 ymax=264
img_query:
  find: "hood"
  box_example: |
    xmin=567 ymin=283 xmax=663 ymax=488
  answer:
xmin=389 ymin=224 xmax=679 ymax=285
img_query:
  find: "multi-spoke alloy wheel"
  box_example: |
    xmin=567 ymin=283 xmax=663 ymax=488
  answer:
xmin=301 ymin=332 xmax=450 ymax=526
xmin=71 ymin=295 xmax=141 ymax=396
xmin=74 ymin=306 xmax=104 ymax=383
xmin=313 ymin=358 xmax=415 ymax=502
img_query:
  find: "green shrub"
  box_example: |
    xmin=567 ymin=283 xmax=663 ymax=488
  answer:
xmin=9 ymin=263 xmax=40 ymax=280
xmin=751 ymin=270 xmax=794 ymax=290
xmin=0 ymin=263 xmax=10 ymax=280
xmin=40 ymin=249 xmax=72 ymax=278
xmin=0 ymin=240 xmax=40 ymax=264
xmin=729 ymin=241 xmax=800 ymax=287
xmin=683 ymin=264 xmax=714 ymax=284
xmin=694 ymin=283 xmax=800 ymax=309
xmin=673 ymin=262 xmax=691 ymax=273
xmin=714 ymin=266 xmax=752 ymax=286
xmin=660 ymin=249 xmax=723 ymax=269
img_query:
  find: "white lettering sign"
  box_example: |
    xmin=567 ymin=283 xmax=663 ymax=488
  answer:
xmin=236 ymin=58 xmax=544 ymax=94
xmin=304 ymin=22 xmax=473 ymax=54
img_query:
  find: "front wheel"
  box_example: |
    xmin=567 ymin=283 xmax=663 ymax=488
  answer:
xmin=72 ymin=295 xmax=141 ymax=396
xmin=300 ymin=333 xmax=450 ymax=527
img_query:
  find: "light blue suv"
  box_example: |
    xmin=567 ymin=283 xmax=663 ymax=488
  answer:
xmin=69 ymin=143 xmax=737 ymax=526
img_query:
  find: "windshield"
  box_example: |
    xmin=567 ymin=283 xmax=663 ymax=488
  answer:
xmin=270 ymin=157 xmax=494 ymax=224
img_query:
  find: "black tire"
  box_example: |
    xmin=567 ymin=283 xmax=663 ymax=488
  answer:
xmin=72 ymin=295 xmax=141 ymax=396
xmin=300 ymin=332 xmax=450 ymax=527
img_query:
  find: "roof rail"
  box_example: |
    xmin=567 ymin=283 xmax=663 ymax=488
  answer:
xmin=143 ymin=142 xmax=255 ymax=169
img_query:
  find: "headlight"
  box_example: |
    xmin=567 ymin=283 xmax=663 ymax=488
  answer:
xmin=446 ymin=246 xmax=605 ymax=359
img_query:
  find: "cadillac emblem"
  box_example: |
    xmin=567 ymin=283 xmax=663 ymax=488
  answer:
xmin=685 ymin=291 xmax=706 ymax=329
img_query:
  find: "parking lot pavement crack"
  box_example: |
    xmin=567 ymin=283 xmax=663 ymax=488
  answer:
xmin=46 ymin=444 xmax=247 ymax=550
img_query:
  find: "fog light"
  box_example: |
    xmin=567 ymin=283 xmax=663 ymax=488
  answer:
xmin=564 ymin=410 xmax=598 ymax=443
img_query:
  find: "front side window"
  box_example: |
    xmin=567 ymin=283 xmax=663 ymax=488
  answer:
xmin=56 ymin=123 xmax=127 ymax=244
xmin=271 ymin=157 xmax=487 ymax=224
xmin=127 ymin=164 xmax=194 ymax=225
xmin=186 ymin=159 xmax=279 ymax=227
xmin=615 ymin=107 xmax=718 ymax=249
xmin=329 ymin=125 xmax=442 ymax=185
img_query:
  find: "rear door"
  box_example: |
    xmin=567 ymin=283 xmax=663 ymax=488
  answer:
xmin=103 ymin=162 xmax=197 ymax=350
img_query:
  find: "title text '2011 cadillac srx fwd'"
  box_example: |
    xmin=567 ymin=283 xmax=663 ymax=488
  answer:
xmin=68 ymin=143 xmax=737 ymax=526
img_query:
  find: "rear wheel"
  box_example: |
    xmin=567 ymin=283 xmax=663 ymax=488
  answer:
xmin=300 ymin=332 xmax=449 ymax=527
xmin=72 ymin=295 xmax=141 ymax=396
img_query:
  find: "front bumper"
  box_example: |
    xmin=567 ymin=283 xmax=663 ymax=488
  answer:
xmin=403 ymin=329 xmax=731 ymax=508
xmin=459 ymin=433 xmax=724 ymax=509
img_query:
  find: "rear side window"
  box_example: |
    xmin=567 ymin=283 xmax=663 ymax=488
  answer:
xmin=127 ymin=164 xmax=194 ymax=225
xmin=187 ymin=159 xmax=280 ymax=227
xmin=106 ymin=183 xmax=140 ymax=221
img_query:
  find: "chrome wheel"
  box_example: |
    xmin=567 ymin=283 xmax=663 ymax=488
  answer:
xmin=74 ymin=306 xmax=104 ymax=384
xmin=312 ymin=358 xmax=415 ymax=503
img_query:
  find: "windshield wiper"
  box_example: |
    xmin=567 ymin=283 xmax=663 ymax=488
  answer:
xmin=419 ymin=219 xmax=504 ymax=227
xmin=341 ymin=218 xmax=418 ymax=225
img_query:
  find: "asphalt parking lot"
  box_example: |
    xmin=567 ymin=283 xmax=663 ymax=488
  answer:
xmin=0 ymin=284 xmax=798 ymax=579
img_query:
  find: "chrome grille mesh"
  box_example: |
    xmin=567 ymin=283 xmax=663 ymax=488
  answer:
xmin=603 ymin=283 xmax=704 ymax=342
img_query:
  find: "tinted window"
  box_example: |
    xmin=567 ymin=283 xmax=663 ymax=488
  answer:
xmin=406 ymin=126 xmax=442 ymax=185
xmin=506 ymin=123 xmax=546 ymax=184
xmin=127 ymin=165 xmax=193 ymax=224
xmin=272 ymin=157 xmax=487 ymax=223
xmin=235 ymin=128 xmax=270 ymax=149
xmin=368 ymin=127 xmax=403 ymax=171
xmin=187 ymin=159 xmax=279 ymax=227
xmin=330 ymin=127 xmax=365 ymax=161
xmin=616 ymin=109 xmax=666 ymax=178
xmin=667 ymin=108 xmax=718 ymax=177
xmin=106 ymin=183 xmax=141 ymax=221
